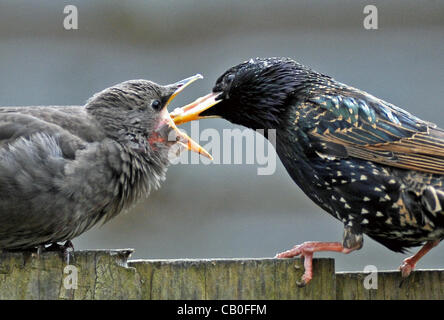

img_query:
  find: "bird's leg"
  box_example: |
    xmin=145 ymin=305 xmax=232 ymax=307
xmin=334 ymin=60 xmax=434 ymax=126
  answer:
xmin=399 ymin=240 xmax=440 ymax=277
xmin=36 ymin=245 xmax=44 ymax=258
xmin=46 ymin=240 xmax=75 ymax=264
xmin=63 ymin=240 xmax=75 ymax=265
xmin=276 ymin=241 xmax=360 ymax=286
xmin=276 ymin=225 xmax=362 ymax=286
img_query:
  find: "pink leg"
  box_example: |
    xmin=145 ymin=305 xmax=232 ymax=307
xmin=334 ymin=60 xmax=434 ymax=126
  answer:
xmin=399 ymin=240 xmax=440 ymax=277
xmin=275 ymin=241 xmax=358 ymax=286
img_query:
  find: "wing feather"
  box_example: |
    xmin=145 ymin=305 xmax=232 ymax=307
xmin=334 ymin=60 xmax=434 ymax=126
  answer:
xmin=0 ymin=107 xmax=93 ymax=159
xmin=299 ymin=90 xmax=444 ymax=175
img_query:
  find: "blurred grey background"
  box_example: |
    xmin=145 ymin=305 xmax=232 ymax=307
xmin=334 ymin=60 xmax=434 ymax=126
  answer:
xmin=1 ymin=0 xmax=443 ymax=272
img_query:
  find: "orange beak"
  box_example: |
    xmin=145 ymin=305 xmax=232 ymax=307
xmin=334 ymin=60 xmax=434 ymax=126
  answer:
xmin=170 ymin=92 xmax=222 ymax=126
xmin=163 ymin=75 xmax=213 ymax=160
xmin=161 ymin=110 xmax=213 ymax=160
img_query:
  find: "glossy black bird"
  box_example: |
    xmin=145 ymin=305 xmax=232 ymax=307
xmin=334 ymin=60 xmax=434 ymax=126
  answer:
xmin=172 ymin=57 xmax=444 ymax=285
xmin=0 ymin=75 xmax=210 ymax=252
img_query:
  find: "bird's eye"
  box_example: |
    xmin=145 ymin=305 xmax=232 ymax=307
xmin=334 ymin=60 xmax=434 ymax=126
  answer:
xmin=151 ymin=99 xmax=162 ymax=110
xmin=226 ymin=74 xmax=235 ymax=85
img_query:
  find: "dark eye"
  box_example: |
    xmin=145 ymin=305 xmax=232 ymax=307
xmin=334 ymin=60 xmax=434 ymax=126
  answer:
xmin=225 ymin=74 xmax=235 ymax=86
xmin=151 ymin=99 xmax=162 ymax=110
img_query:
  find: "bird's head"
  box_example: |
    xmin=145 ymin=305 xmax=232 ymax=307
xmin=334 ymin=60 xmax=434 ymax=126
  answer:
xmin=171 ymin=57 xmax=309 ymax=130
xmin=86 ymin=75 xmax=211 ymax=161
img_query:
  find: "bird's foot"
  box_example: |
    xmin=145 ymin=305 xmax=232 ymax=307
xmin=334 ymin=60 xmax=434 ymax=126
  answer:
xmin=276 ymin=241 xmax=357 ymax=286
xmin=35 ymin=245 xmax=45 ymax=258
xmin=398 ymin=240 xmax=440 ymax=278
xmin=46 ymin=241 xmax=75 ymax=264
xmin=399 ymin=257 xmax=415 ymax=278
xmin=275 ymin=243 xmax=314 ymax=286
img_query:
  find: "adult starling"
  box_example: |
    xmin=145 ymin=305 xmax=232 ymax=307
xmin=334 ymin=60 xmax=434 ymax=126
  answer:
xmin=171 ymin=57 xmax=444 ymax=285
xmin=0 ymin=75 xmax=211 ymax=251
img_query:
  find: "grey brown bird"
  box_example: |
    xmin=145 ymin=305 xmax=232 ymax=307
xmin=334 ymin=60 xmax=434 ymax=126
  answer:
xmin=0 ymin=75 xmax=210 ymax=251
xmin=172 ymin=57 xmax=444 ymax=285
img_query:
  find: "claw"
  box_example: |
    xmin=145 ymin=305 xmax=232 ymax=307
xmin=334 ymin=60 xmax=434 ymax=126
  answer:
xmin=45 ymin=240 xmax=75 ymax=264
xmin=275 ymin=243 xmax=317 ymax=285
xmin=62 ymin=240 xmax=75 ymax=265
xmin=398 ymin=240 xmax=440 ymax=278
xmin=276 ymin=241 xmax=360 ymax=286
xmin=399 ymin=258 xmax=415 ymax=278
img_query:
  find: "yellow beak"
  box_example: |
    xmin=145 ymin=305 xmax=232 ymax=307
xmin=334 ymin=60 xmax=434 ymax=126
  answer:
xmin=170 ymin=92 xmax=222 ymax=126
xmin=164 ymin=75 xmax=213 ymax=160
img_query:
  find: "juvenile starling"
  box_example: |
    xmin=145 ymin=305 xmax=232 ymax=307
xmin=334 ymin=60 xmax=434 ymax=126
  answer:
xmin=0 ymin=75 xmax=211 ymax=251
xmin=172 ymin=57 xmax=444 ymax=285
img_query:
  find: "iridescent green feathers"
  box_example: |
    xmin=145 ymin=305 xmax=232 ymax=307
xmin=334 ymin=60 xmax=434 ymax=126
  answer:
xmin=294 ymin=85 xmax=444 ymax=175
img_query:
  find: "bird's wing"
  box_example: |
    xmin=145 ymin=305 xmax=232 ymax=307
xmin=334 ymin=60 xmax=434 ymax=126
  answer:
xmin=0 ymin=108 xmax=89 ymax=159
xmin=299 ymin=89 xmax=444 ymax=174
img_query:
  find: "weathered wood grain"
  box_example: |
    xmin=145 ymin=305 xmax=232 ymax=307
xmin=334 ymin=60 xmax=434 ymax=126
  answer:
xmin=336 ymin=269 xmax=444 ymax=300
xmin=129 ymin=257 xmax=335 ymax=300
xmin=0 ymin=250 xmax=442 ymax=299
xmin=0 ymin=249 xmax=140 ymax=300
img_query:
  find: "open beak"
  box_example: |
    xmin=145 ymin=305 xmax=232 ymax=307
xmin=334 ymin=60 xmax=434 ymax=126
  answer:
xmin=162 ymin=111 xmax=213 ymax=160
xmin=165 ymin=74 xmax=203 ymax=106
xmin=170 ymin=92 xmax=222 ymax=126
xmin=163 ymin=74 xmax=213 ymax=160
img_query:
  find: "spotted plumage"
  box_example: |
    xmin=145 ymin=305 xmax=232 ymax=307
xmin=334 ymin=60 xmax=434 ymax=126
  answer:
xmin=172 ymin=57 xmax=444 ymax=284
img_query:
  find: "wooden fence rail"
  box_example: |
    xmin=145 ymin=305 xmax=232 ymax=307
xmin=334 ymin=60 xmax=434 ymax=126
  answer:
xmin=0 ymin=249 xmax=442 ymax=299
